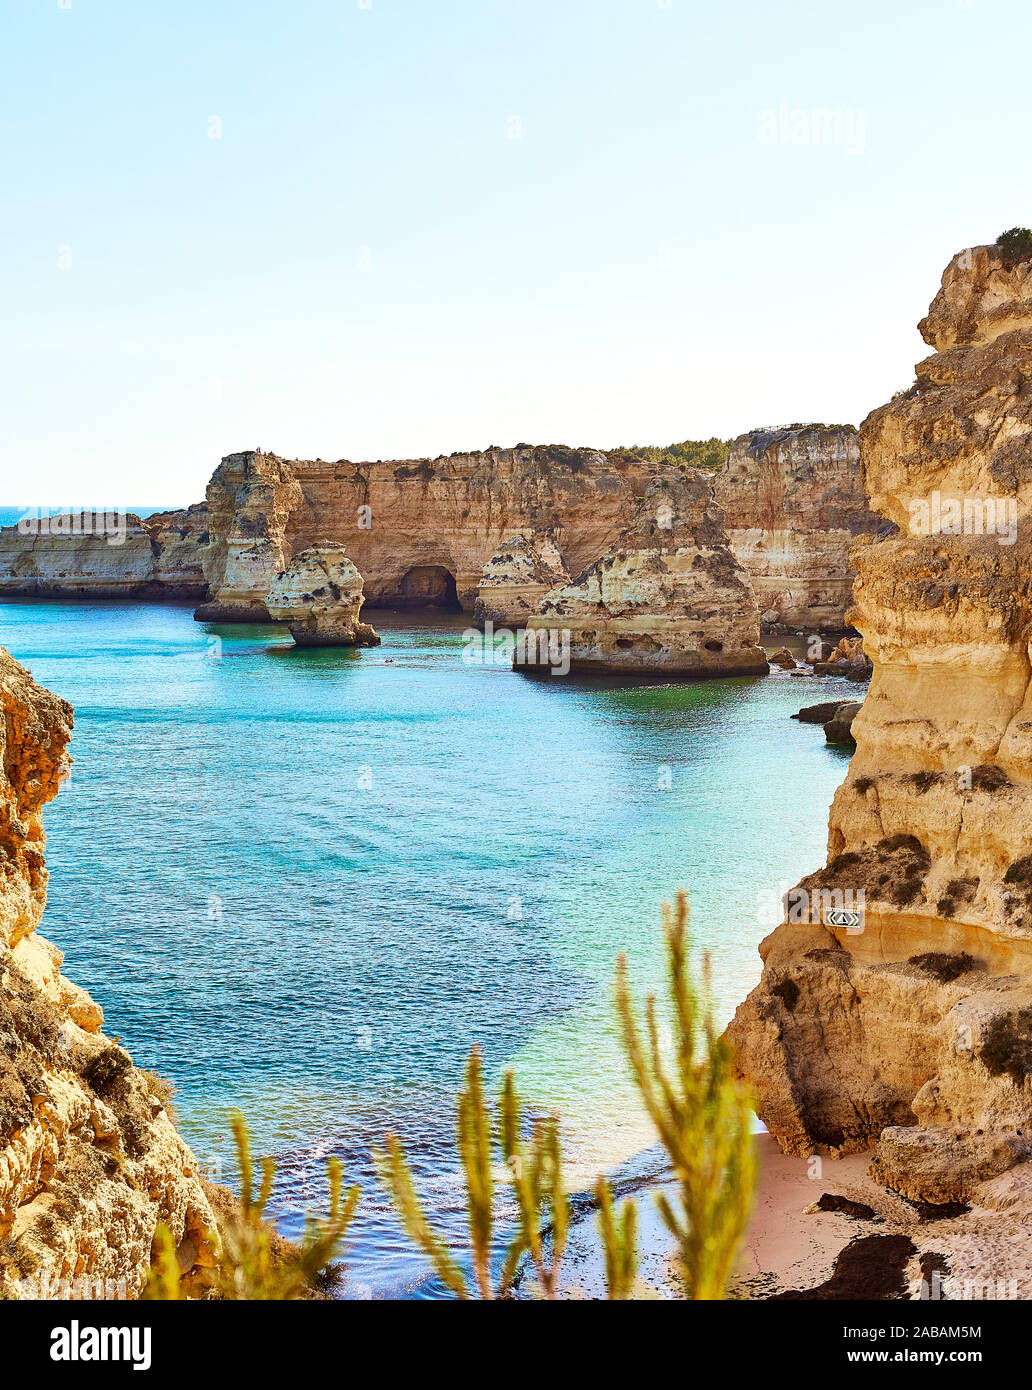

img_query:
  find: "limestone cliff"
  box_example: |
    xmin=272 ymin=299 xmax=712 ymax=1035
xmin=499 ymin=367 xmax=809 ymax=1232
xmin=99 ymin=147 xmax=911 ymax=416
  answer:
xmin=0 ymin=440 xmax=881 ymax=630
xmin=714 ymin=425 xmax=883 ymax=632
xmin=0 ymin=507 xmax=211 ymax=600
xmin=729 ymin=241 xmax=1032 ymax=1207
xmin=195 ymin=452 xmax=305 ymax=621
xmin=195 ymin=445 xmax=653 ymax=621
xmin=520 ymin=471 xmax=769 ymax=675
xmin=0 ymin=648 xmax=217 ymax=1297
xmin=473 ymin=530 xmax=569 ymax=628
xmin=266 ymin=543 xmax=380 ymax=647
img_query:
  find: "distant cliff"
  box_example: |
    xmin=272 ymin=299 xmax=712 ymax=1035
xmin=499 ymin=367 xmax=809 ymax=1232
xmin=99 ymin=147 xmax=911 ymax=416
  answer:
xmin=0 ymin=506 xmax=210 ymax=599
xmin=523 ymin=470 xmax=768 ymax=675
xmin=193 ymin=445 xmax=655 ymax=621
xmin=0 ymin=438 xmax=879 ymax=629
xmin=714 ymin=425 xmax=884 ymax=632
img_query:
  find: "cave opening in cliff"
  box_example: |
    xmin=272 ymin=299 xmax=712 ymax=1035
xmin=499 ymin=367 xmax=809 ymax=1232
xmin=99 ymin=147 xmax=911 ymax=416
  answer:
xmin=394 ymin=565 xmax=462 ymax=611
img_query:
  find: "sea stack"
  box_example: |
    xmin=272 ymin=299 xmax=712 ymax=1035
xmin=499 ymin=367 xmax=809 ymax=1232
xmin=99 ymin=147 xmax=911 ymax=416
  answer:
xmin=519 ymin=471 xmax=768 ymax=675
xmin=0 ymin=648 xmax=217 ymax=1296
xmin=714 ymin=424 xmax=884 ymax=633
xmin=728 ymin=241 xmax=1032 ymax=1206
xmin=195 ymin=450 xmax=304 ymax=622
xmin=473 ymin=530 xmax=570 ymax=629
xmin=266 ymin=542 xmax=380 ymax=647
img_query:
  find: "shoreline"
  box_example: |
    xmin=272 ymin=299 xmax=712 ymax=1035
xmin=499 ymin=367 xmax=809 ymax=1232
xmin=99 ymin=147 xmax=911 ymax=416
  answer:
xmin=532 ymin=1133 xmax=1032 ymax=1300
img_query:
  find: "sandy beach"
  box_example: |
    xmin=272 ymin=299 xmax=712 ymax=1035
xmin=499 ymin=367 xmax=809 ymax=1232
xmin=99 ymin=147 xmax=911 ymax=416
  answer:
xmin=546 ymin=1134 xmax=1032 ymax=1301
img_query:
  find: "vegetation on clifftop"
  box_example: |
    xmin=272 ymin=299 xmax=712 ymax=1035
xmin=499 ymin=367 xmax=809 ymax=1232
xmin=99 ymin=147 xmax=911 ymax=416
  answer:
xmin=996 ymin=227 xmax=1032 ymax=265
xmin=610 ymin=437 xmax=732 ymax=472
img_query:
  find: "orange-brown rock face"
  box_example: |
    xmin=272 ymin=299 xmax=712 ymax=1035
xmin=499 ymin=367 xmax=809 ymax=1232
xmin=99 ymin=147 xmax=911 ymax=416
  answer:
xmin=521 ymin=471 xmax=769 ymax=675
xmin=729 ymin=243 xmax=1032 ymax=1206
xmin=196 ymin=445 xmax=654 ymax=621
xmin=0 ymin=648 xmax=216 ymax=1297
xmin=714 ymin=425 xmax=883 ymax=632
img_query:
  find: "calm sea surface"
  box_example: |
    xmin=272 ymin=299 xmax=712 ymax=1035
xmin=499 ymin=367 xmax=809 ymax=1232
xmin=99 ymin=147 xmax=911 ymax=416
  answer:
xmin=0 ymin=581 xmax=853 ymax=1296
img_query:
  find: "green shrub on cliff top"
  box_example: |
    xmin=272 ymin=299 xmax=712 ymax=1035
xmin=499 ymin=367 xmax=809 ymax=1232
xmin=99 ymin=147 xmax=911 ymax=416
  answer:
xmin=611 ymin=438 xmax=732 ymax=472
xmin=996 ymin=227 xmax=1032 ymax=264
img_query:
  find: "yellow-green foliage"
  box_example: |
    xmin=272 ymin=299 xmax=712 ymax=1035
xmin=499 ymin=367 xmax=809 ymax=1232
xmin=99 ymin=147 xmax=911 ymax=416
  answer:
xmin=615 ymin=892 xmax=756 ymax=1300
xmin=377 ymin=894 xmax=755 ymax=1301
xmin=144 ymin=1112 xmax=359 ymax=1300
xmin=375 ymin=1047 xmax=568 ymax=1299
xmin=594 ymin=1177 xmax=637 ymax=1300
xmin=610 ymin=438 xmax=731 ymax=472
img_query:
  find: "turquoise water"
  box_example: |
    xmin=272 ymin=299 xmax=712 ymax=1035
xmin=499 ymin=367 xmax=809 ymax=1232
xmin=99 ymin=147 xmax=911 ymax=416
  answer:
xmin=0 ymin=597 xmax=853 ymax=1296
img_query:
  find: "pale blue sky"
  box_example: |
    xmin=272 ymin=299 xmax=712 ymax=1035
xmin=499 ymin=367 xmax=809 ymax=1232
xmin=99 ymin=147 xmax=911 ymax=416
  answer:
xmin=3 ymin=0 xmax=1030 ymax=504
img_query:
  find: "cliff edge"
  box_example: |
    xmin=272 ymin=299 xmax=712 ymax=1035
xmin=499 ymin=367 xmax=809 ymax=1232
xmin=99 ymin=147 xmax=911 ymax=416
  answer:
xmin=729 ymin=241 xmax=1032 ymax=1212
xmin=0 ymin=648 xmax=217 ymax=1298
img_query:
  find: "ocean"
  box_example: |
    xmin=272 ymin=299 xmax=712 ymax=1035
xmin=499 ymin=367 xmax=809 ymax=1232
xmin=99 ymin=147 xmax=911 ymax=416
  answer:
xmin=0 ymin=586 xmax=852 ymax=1296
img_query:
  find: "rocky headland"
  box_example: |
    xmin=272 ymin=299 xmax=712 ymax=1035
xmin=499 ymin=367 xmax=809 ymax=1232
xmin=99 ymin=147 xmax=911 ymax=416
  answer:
xmin=714 ymin=425 xmax=884 ymax=633
xmin=520 ymin=471 xmax=769 ymax=675
xmin=0 ymin=506 xmax=211 ymax=600
xmin=192 ymin=445 xmax=654 ymax=622
xmin=0 ymin=648 xmax=217 ymax=1298
xmin=266 ymin=542 xmax=380 ymax=647
xmin=728 ymin=240 xmax=1032 ymax=1287
xmin=1 ymin=437 xmax=880 ymax=645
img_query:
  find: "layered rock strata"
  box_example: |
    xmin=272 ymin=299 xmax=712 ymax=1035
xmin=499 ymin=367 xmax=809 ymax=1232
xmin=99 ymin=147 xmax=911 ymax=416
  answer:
xmin=266 ymin=543 xmax=380 ymax=647
xmin=194 ymin=445 xmax=654 ymax=622
xmin=472 ymin=531 xmax=569 ymax=628
xmin=0 ymin=648 xmax=217 ymax=1297
xmin=0 ymin=507 xmax=211 ymax=599
xmin=519 ymin=471 xmax=769 ymax=675
xmin=729 ymin=242 xmax=1032 ymax=1210
xmin=714 ymin=425 xmax=884 ymax=632
xmin=0 ymin=439 xmax=881 ymax=628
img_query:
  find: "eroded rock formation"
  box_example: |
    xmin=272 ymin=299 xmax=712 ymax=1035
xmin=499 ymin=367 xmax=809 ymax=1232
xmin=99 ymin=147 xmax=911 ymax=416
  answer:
xmin=520 ymin=471 xmax=769 ymax=675
xmin=0 ymin=439 xmax=883 ymax=631
xmin=0 ymin=507 xmax=211 ymax=599
xmin=714 ymin=425 xmax=883 ymax=633
xmin=194 ymin=445 xmax=654 ymax=622
xmin=729 ymin=241 xmax=1032 ymax=1209
xmin=194 ymin=452 xmax=305 ymax=621
xmin=266 ymin=542 xmax=380 ymax=647
xmin=473 ymin=531 xmax=569 ymax=628
xmin=0 ymin=648 xmax=216 ymax=1297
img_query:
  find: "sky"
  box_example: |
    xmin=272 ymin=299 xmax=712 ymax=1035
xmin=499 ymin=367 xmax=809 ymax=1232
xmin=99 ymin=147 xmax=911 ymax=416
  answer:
xmin=3 ymin=0 xmax=1031 ymax=506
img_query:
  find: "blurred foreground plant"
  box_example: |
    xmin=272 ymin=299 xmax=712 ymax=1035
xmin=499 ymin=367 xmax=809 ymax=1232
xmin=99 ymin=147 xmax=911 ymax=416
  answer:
xmin=614 ymin=891 xmax=756 ymax=1300
xmin=375 ymin=1047 xmax=568 ymax=1298
xmin=145 ymin=1111 xmax=359 ymax=1300
xmin=377 ymin=892 xmax=755 ymax=1301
